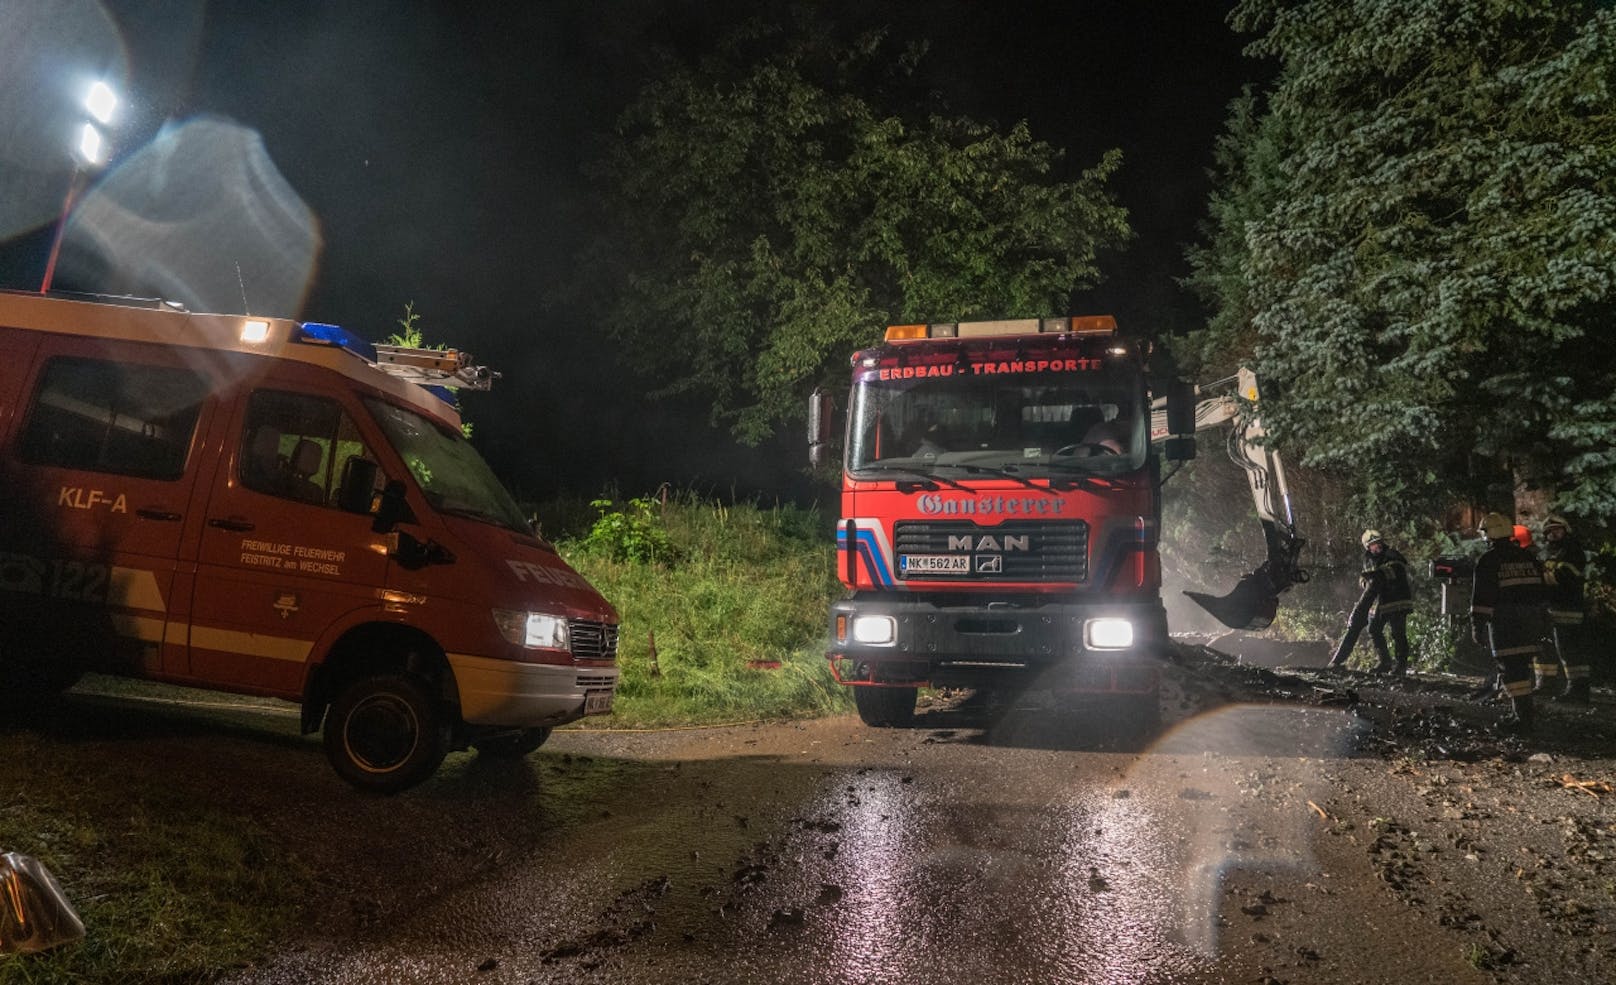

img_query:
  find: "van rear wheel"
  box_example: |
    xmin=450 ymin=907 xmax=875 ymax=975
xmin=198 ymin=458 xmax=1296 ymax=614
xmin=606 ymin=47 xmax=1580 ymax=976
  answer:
xmin=853 ymin=686 xmax=918 ymax=727
xmin=323 ymin=673 xmax=451 ymax=794
xmin=472 ymin=727 xmax=552 ymax=758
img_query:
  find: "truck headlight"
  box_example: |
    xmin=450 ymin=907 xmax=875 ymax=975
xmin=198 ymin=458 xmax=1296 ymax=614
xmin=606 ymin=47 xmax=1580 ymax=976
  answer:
xmin=851 ymin=615 xmax=897 ymax=645
xmin=492 ymin=609 xmax=570 ymax=650
xmin=1085 ymin=618 xmax=1134 ymax=651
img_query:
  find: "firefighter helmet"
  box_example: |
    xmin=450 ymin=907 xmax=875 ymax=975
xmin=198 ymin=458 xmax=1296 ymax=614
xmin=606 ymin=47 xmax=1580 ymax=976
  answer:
xmin=1479 ymin=512 xmax=1514 ymax=540
xmin=1543 ymin=514 xmax=1571 ymax=535
xmin=1360 ymin=529 xmax=1383 ymax=549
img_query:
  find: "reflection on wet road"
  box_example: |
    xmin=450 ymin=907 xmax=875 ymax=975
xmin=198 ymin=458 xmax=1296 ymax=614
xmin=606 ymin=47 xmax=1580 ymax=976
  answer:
xmin=228 ymin=704 xmax=1363 ymax=985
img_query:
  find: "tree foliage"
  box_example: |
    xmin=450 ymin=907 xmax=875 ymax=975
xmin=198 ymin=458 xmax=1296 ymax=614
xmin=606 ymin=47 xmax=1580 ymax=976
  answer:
xmin=1185 ymin=0 xmax=1616 ymax=530
xmin=578 ymin=17 xmax=1130 ymax=443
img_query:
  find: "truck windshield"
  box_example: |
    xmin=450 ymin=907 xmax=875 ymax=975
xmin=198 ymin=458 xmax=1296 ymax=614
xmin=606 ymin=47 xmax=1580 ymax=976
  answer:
xmin=847 ymin=362 xmax=1148 ymax=478
xmin=364 ymin=398 xmax=532 ymax=534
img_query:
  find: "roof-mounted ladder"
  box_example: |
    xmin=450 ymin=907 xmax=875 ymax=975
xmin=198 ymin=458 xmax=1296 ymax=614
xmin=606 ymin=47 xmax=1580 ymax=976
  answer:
xmin=372 ymin=344 xmax=499 ymax=391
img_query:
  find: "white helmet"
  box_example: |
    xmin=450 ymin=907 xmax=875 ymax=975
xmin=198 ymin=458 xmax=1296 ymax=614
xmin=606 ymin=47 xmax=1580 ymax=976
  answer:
xmin=1360 ymin=529 xmax=1384 ymax=549
xmin=1479 ymin=512 xmax=1514 ymax=540
xmin=1543 ymin=514 xmax=1571 ymax=535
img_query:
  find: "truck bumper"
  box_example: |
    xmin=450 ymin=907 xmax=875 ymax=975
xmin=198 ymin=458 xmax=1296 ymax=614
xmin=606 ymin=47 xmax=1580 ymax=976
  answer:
xmin=827 ymin=595 xmax=1166 ymax=693
xmin=447 ymin=653 xmax=619 ymax=726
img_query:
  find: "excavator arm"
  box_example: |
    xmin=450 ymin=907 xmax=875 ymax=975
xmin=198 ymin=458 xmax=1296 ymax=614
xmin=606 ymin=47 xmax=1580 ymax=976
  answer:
xmin=1150 ymin=369 xmax=1309 ymax=630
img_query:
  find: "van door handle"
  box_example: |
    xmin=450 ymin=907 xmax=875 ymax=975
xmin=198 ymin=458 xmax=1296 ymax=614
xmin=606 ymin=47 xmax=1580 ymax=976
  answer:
xmin=137 ymin=508 xmax=183 ymax=522
xmin=208 ymin=517 xmax=256 ymax=532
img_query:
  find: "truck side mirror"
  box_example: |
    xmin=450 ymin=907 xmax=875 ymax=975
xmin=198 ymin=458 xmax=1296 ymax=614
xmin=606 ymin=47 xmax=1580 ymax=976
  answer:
xmin=1163 ymin=379 xmax=1198 ymax=462
xmin=371 ymin=478 xmax=415 ymax=534
xmin=337 ymin=457 xmax=380 ymax=515
xmin=808 ymin=387 xmax=835 ymax=467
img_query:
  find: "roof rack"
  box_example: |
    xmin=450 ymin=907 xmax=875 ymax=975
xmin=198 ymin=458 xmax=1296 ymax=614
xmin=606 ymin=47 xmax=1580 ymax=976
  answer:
xmin=372 ymin=344 xmax=499 ymax=391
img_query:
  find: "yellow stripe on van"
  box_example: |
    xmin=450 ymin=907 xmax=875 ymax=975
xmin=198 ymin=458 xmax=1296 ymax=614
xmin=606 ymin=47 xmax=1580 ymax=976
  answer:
xmin=104 ymin=616 xmax=312 ymax=663
xmin=108 ymin=567 xmax=166 ymax=611
xmin=189 ymin=626 xmax=314 ymax=663
xmin=109 ymin=613 xmax=165 ymax=643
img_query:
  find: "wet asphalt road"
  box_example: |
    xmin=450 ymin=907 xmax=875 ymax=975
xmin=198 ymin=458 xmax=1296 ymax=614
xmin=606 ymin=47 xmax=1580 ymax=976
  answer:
xmin=221 ymin=692 xmax=1503 ymax=985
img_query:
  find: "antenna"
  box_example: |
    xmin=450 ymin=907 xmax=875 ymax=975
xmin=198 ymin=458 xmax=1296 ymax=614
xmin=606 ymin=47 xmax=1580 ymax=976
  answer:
xmin=235 ymin=261 xmax=250 ymax=314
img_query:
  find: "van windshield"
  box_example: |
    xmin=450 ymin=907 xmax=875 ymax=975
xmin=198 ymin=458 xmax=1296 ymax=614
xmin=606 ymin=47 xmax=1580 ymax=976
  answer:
xmin=364 ymin=398 xmax=531 ymax=534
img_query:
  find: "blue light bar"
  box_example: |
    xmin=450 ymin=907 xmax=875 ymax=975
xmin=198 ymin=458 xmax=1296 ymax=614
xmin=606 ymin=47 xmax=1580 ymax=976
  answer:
xmin=296 ymin=322 xmax=377 ymax=362
xmin=422 ymin=384 xmax=458 ymax=408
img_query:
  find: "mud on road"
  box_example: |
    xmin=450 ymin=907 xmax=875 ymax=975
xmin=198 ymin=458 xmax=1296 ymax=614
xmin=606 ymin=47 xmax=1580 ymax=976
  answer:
xmin=20 ymin=641 xmax=1616 ymax=985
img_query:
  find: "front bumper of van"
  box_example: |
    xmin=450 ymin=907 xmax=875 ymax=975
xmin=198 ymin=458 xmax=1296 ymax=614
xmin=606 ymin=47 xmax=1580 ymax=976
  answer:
xmin=447 ymin=653 xmax=619 ymax=726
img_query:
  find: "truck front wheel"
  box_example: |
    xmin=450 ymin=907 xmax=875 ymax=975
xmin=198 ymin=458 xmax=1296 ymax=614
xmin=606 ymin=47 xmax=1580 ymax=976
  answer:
xmin=323 ymin=673 xmax=451 ymax=794
xmin=853 ymin=686 xmax=918 ymax=727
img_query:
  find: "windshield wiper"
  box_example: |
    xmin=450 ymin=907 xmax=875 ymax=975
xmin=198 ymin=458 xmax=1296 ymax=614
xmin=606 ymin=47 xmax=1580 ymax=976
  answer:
xmin=437 ymin=504 xmax=524 ymax=532
xmin=955 ymin=463 xmax=1058 ymax=495
xmin=853 ymin=463 xmax=971 ymax=492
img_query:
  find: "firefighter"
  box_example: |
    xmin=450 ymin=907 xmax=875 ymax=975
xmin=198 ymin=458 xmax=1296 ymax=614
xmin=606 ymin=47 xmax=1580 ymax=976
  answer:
xmin=1471 ymin=512 xmax=1551 ymax=732
xmin=1536 ymin=514 xmax=1592 ymax=703
xmin=1327 ymin=529 xmax=1415 ymax=675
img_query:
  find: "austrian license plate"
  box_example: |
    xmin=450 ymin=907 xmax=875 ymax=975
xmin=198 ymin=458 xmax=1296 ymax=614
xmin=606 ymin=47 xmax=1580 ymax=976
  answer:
xmin=901 ymin=554 xmax=970 ymax=575
xmin=583 ymin=689 xmax=614 ymax=715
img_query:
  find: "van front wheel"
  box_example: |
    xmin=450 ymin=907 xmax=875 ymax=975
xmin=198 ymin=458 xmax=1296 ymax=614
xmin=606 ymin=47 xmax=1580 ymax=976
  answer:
xmin=323 ymin=674 xmax=451 ymax=794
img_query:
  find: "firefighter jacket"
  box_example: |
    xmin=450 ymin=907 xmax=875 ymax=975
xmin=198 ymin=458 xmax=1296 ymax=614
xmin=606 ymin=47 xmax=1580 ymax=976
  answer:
xmin=1471 ymin=539 xmax=1549 ymax=657
xmin=1541 ymin=534 xmax=1587 ymax=625
xmin=1357 ymin=546 xmax=1414 ymax=617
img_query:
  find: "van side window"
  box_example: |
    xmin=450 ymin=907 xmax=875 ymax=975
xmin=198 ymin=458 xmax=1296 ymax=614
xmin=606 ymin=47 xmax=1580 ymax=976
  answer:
xmin=20 ymin=356 xmax=207 ymax=479
xmin=241 ymin=390 xmax=375 ymax=507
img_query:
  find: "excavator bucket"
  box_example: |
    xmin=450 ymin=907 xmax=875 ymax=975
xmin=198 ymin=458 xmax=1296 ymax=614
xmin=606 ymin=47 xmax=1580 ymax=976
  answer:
xmin=1185 ymin=576 xmax=1280 ymax=631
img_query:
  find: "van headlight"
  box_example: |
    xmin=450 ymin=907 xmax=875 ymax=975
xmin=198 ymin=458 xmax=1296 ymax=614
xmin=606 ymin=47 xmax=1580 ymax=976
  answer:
xmin=1084 ymin=618 xmax=1134 ymax=651
xmin=492 ymin=609 xmax=570 ymax=650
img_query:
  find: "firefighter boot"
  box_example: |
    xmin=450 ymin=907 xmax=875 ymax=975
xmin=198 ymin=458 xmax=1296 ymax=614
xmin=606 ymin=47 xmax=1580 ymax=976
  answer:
xmin=1554 ymin=680 xmax=1592 ymax=705
xmin=1368 ymin=636 xmax=1393 ymax=675
xmin=1504 ymin=694 xmax=1536 ymax=734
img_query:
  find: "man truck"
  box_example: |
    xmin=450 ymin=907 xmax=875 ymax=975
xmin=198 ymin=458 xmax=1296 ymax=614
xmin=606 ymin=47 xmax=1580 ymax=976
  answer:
xmin=809 ymin=315 xmax=1304 ymax=728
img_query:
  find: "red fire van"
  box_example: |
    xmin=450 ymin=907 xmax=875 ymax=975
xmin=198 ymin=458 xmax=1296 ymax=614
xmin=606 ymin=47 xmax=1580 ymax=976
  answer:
xmin=0 ymin=291 xmax=618 ymax=793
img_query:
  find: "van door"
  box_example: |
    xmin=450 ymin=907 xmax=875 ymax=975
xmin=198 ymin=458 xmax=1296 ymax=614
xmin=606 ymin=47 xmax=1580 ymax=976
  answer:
xmin=186 ymin=385 xmax=391 ymax=694
xmin=1 ymin=338 xmax=213 ymax=676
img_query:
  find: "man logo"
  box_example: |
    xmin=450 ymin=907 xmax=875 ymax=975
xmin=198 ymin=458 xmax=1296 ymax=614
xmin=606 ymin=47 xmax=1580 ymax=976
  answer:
xmin=948 ymin=535 xmax=1029 ymax=552
xmin=976 ymin=555 xmax=1003 ymax=574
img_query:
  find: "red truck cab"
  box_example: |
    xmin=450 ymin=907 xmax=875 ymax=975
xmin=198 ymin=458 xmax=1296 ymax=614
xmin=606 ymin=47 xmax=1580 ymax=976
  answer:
xmin=0 ymin=291 xmax=618 ymax=792
xmin=815 ymin=316 xmax=1169 ymax=728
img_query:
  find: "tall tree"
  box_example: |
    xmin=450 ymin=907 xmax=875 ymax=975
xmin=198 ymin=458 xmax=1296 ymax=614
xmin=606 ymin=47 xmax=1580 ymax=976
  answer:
xmin=1186 ymin=0 xmax=1616 ymax=529
xmin=577 ymin=16 xmax=1130 ymax=444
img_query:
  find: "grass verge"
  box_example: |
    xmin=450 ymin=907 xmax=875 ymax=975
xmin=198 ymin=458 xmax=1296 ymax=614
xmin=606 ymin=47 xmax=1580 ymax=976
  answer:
xmin=554 ymin=492 xmax=851 ymax=726
xmin=0 ymin=731 xmax=309 ymax=984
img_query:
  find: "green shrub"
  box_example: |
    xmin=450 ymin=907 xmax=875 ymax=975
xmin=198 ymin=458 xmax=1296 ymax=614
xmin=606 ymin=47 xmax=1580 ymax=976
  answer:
xmin=580 ymin=496 xmax=677 ymax=564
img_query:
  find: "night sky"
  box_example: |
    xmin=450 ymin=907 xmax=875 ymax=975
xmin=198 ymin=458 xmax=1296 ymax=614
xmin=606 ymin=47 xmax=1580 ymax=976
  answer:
xmin=0 ymin=0 xmax=1268 ymax=504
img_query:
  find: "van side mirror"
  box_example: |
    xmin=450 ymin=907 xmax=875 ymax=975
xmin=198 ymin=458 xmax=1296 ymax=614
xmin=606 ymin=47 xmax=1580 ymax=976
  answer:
xmin=337 ymin=458 xmax=379 ymax=514
xmin=1163 ymin=379 xmax=1198 ymax=463
xmin=371 ymin=479 xmax=414 ymax=534
xmin=808 ymin=387 xmax=835 ymax=467
xmin=384 ymin=530 xmax=456 ymax=569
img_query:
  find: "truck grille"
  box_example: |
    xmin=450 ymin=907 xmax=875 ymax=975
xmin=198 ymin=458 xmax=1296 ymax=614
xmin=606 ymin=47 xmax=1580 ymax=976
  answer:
xmin=569 ymin=620 xmax=619 ymax=661
xmin=893 ymin=520 xmax=1088 ymax=582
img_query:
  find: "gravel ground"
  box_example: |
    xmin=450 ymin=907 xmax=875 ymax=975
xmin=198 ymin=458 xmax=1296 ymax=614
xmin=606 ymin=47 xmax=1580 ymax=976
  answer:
xmin=1162 ymin=641 xmax=1616 ymax=984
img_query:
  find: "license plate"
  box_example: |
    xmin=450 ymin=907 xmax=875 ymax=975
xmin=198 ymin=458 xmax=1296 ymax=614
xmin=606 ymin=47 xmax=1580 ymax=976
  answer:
xmin=583 ymin=689 xmax=614 ymax=715
xmin=901 ymin=554 xmax=970 ymax=574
